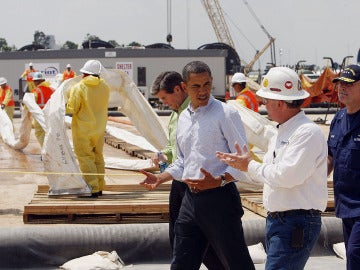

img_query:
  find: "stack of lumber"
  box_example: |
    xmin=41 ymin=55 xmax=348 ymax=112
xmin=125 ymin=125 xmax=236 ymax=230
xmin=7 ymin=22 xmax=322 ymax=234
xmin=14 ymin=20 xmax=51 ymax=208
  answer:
xmin=240 ymin=181 xmax=335 ymax=217
xmin=23 ymin=184 xmax=170 ymax=224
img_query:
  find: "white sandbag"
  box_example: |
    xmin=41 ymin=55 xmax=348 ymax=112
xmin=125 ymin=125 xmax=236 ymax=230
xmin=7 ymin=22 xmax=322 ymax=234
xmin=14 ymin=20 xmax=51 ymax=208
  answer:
xmin=60 ymin=250 xmax=125 ymax=270
xmin=105 ymin=157 xmax=154 ymax=171
xmin=227 ymin=100 xmax=277 ymax=152
xmin=248 ymin=242 xmax=267 ymax=264
xmin=333 ymin=242 xmax=346 ymax=260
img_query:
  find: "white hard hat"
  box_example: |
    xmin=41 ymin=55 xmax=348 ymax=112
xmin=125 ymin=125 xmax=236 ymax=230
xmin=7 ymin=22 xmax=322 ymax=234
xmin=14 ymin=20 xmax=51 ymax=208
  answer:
xmin=256 ymin=67 xmax=309 ymax=101
xmin=0 ymin=77 xmax=7 ymax=85
xmin=66 ymin=64 xmax=71 ymax=68
xmin=29 ymin=62 xmax=33 ymax=67
xmin=80 ymin=60 xmax=102 ymax=75
xmin=32 ymin=72 xmax=45 ymax=81
xmin=231 ymin=72 xmax=246 ymax=85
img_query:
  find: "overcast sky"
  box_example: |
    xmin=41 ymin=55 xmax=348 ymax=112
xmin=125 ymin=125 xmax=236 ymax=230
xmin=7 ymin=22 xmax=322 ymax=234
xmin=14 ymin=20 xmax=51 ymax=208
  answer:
xmin=3 ymin=0 xmax=359 ymax=69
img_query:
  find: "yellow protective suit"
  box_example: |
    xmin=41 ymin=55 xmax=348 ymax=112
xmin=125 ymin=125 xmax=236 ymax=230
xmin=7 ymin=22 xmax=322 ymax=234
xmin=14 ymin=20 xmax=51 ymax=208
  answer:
xmin=66 ymin=75 xmax=110 ymax=194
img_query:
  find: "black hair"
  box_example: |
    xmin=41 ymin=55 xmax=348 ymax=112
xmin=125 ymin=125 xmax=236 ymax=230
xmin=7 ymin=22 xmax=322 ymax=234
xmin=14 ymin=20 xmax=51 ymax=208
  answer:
xmin=150 ymin=71 xmax=183 ymax=95
xmin=182 ymin=61 xmax=212 ymax=83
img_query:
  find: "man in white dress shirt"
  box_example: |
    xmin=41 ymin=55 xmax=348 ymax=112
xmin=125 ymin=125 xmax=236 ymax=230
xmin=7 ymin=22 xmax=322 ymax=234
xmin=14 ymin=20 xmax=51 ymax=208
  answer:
xmin=217 ymin=66 xmax=328 ymax=270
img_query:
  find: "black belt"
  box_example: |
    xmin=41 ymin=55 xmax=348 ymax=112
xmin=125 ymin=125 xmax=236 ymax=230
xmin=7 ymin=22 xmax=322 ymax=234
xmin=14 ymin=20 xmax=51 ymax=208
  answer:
xmin=188 ymin=186 xmax=221 ymax=194
xmin=267 ymin=209 xmax=321 ymax=219
xmin=188 ymin=182 xmax=235 ymax=195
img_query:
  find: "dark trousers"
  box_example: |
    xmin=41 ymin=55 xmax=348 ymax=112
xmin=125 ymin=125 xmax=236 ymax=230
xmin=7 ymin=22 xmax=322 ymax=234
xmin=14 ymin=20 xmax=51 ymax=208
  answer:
xmin=171 ymin=182 xmax=254 ymax=270
xmin=342 ymin=217 xmax=360 ymax=270
xmin=169 ymin=180 xmax=225 ymax=269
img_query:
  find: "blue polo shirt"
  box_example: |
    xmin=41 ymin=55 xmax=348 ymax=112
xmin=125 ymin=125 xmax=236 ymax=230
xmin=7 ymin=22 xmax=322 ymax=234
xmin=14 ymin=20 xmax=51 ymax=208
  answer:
xmin=328 ymin=108 xmax=360 ymax=218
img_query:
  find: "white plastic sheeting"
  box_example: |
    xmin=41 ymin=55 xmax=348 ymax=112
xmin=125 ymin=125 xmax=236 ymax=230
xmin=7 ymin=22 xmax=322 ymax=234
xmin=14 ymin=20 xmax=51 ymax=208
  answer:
xmin=0 ymin=69 xmax=276 ymax=196
xmin=227 ymin=100 xmax=277 ymax=152
xmin=41 ymin=78 xmax=91 ymax=196
xmin=41 ymin=69 xmax=168 ymax=195
xmin=106 ymin=126 xmax=158 ymax=153
xmin=101 ymin=69 xmax=168 ymax=151
xmin=0 ymin=68 xmax=167 ymax=196
xmin=0 ymin=92 xmax=46 ymax=150
xmin=0 ymin=105 xmax=31 ymax=150
xmin=23 ymin=92 xmax=46 ymax=130
xmin=104 ymin=157 xmax=154 ymax=171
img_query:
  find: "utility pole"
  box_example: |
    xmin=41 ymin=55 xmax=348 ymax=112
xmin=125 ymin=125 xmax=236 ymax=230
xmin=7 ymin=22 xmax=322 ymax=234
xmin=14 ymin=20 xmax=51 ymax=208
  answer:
xmin=166 ymin=0 xmax=173 ymax=45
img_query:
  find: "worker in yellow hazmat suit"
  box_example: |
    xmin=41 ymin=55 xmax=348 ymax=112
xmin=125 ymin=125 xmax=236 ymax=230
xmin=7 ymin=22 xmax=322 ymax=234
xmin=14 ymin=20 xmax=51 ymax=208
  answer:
xmin=66 ymin=60 xmax=110 ymax=198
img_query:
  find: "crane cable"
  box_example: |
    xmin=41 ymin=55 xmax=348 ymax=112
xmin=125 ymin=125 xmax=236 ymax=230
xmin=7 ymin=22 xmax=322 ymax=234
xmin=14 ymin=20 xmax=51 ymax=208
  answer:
xmin=221 ymin=9 xmax=257 ymax=51
xmin=219 ymin=7 xmax=256 ymax=64
xmin=242 ymin=0 xmax=276 ymax=64
xmin=242 ymin=0 xmax=272 ymax=39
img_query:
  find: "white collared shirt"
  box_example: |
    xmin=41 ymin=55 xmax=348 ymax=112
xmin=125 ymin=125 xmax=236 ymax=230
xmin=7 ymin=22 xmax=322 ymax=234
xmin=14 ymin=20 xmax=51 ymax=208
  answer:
xmin=247 ymin=111 xmax=328 ymax=212
xmin=166 ymin=96 xmax=248 ymax=181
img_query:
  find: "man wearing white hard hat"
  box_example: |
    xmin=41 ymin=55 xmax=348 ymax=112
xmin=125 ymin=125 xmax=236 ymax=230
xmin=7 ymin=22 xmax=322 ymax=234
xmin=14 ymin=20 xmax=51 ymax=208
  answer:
xmin=62 ymin=64 xmax=76 ymax=81
xmin=231 ymin=72 xmax=259 ymax=112
xmin=217 ymin=67 xmax=328 ymax=270
xmin=66 ymin=60 xmax=110 ymax=198
xmin=0 ymin=77 xmax=15 ymax=121
xmin=20 ymin=62 xmax=36 ymax=91
xmin=31 ymin=72 xmax=55 ymax=146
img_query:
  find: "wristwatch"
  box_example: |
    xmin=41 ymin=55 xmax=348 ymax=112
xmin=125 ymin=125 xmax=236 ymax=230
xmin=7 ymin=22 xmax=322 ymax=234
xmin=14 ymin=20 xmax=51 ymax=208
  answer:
xmin=220 ymin=174 xmax=227 ymax=187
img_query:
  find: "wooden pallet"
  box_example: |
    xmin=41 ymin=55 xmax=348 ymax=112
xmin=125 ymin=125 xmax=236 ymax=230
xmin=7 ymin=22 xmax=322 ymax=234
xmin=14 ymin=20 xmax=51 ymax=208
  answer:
xmin=240 ymin=187 xmax=335 ymax=218
xmin=24 ymin=184 xmax=170 ymax=224
xmin=104 ymin=133 xmax=154 ymax=160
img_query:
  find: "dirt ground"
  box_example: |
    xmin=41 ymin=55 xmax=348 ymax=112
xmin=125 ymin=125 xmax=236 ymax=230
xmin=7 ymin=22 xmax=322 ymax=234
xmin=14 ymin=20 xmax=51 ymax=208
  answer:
xmin=0 ymin=112 xmax=334 ymax=227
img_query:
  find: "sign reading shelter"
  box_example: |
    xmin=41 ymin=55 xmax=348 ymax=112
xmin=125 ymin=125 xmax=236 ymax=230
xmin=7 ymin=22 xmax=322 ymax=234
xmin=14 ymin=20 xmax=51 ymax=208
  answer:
xmin=116 ymin=62 xmax=133 ymax=78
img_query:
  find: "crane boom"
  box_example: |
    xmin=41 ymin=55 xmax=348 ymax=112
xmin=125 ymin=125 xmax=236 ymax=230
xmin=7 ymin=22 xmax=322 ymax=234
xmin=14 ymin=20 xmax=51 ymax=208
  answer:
xmin=201 ymin=0 xmax=235 ymax=48
xmin=244 ymin=37 xmax=275 ymax=74
xmin=201 ymin=0 xmax=276 ymax=74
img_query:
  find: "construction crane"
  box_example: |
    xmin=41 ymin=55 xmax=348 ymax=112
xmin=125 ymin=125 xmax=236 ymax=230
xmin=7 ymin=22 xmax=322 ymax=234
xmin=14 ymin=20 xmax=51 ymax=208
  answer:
xmin=201 ymin=0 xmax=235 ymax=49
xmin=242 ymin=0 xmax=276 ymax=74
xmin=201 ymin=0 xmax=276 ymax=74
xmin=244 ymin=37 xmax=275 ymax=74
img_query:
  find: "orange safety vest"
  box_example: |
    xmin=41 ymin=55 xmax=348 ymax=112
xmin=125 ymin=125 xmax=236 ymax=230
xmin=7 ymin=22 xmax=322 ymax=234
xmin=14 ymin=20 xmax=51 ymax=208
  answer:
xmin=24 ymin=69 xmax=36 ymax=82
xmin=0 ymin=85 xmax=15 ymax=106
xmin=32 ymin=85 xmax=54 ymax=109
xmin=236 ymin=88 xmax=259 ymax=112
xmin=63 ymin=70 xmax=75 ymax=81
